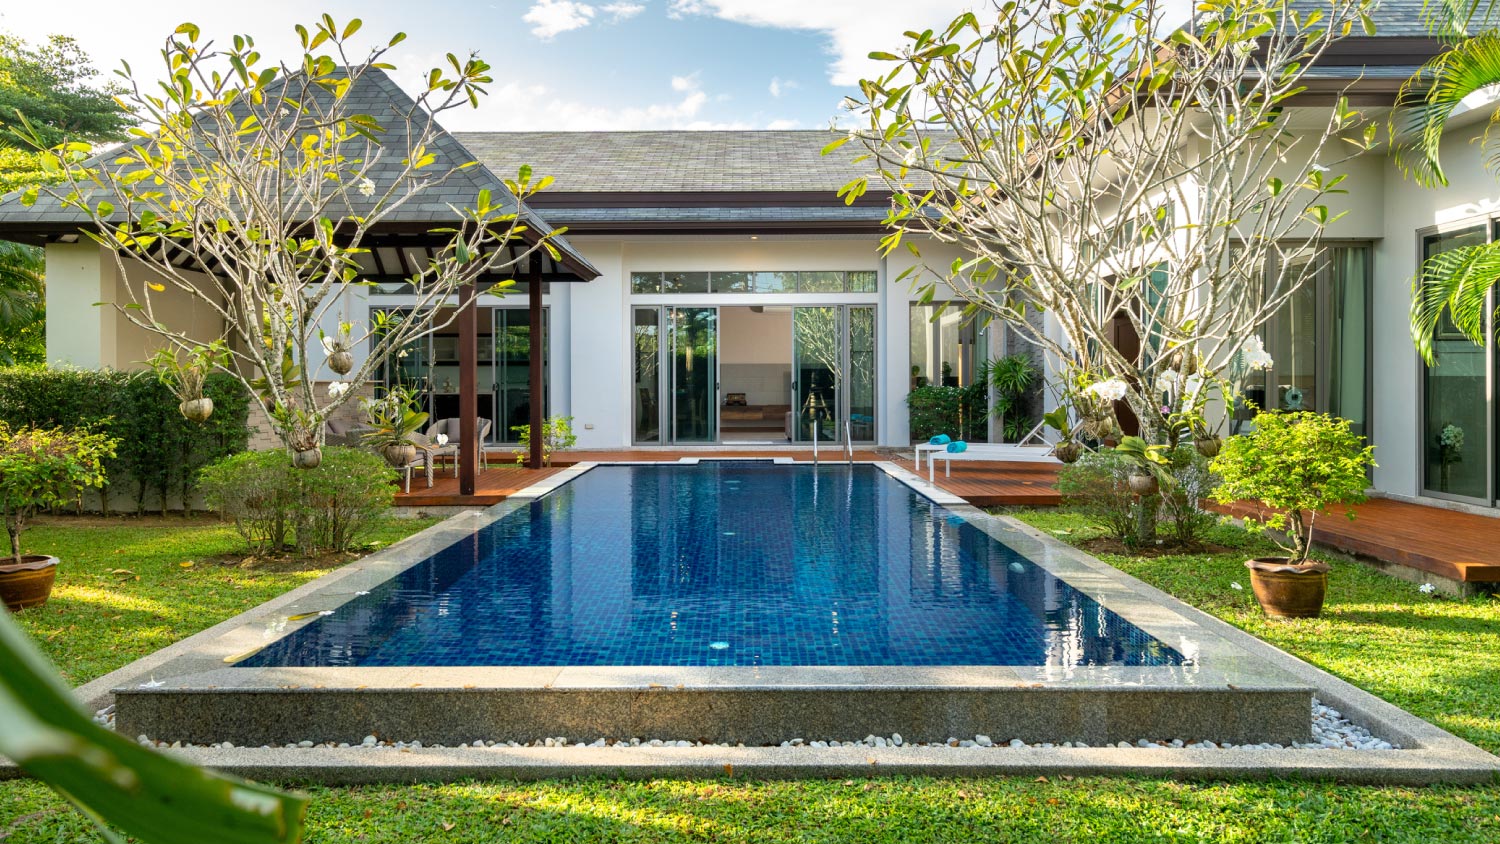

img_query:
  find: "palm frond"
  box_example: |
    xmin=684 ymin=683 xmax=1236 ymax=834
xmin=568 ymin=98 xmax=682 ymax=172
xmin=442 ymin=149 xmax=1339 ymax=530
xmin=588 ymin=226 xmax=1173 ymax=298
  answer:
xmin=0 ymin=241 xmax=42 ymax=331
xmin=1393 ymin=32 xmax=1500 ymax=187
xmin=1411 ymin=240 xmax=1500 ymax=364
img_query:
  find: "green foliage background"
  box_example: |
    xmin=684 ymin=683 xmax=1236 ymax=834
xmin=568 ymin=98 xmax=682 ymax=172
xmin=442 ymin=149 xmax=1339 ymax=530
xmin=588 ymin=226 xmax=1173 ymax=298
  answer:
xmin=0 ymin=368 xmax=250 ymax=512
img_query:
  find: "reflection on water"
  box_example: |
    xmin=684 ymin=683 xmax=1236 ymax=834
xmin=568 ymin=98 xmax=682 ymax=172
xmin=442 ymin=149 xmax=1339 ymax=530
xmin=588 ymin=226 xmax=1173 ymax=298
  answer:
xmin=241 ymin=464 xmax=1185 ymax=668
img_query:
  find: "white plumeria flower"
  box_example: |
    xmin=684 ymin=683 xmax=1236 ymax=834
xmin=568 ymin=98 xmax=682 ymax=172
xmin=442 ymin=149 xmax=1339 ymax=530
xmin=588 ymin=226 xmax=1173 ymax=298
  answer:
xmin=1084 ymin=378 xmax=1129 ymax=402
xmin=357 ymin=177 xmax=376 ymax=198
xmin=1418 ymin=582 xmax=1436 ymax=594
xmin=1157 ymin=370 xmax=1181 ymax=392
xmin=327 ymin=381 xmax=351 ymax=398
xmin=1230 ymin=582 xmax=1243 ymax=591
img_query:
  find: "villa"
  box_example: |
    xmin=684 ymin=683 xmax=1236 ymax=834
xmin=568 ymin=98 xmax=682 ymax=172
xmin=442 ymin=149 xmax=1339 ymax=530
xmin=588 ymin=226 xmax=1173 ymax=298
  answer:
xmin=0 ymin=7 xmax=1498 ymax=531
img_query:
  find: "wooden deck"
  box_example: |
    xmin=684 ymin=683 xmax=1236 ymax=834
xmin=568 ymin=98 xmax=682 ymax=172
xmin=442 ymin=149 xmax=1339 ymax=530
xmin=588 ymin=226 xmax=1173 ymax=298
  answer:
xmin=392 ymin=449 xmax=1061 ymax=508
xmin=1215 ymin=498 xmax=1500 ymax=584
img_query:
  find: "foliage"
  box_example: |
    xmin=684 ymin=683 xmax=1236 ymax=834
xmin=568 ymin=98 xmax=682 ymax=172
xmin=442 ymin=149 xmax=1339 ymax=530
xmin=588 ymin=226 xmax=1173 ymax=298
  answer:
xmin=1210 ymin=411 xmax=1375 ymax=563
xmin=199 ymin=447 xmax=395 ymax=555
xmin=977 ymin=353 xmax=1039 ymax=441
xmin=148 ymin=342 xmax=226 ymax=404
xmin=0 ymin=34 xmax=131 ymax=149
xmin=0 ymin=423 xmax=114 ymax=562
xmin=0 ymin=607 xmax=306 ymax=843
xmin=835 ymin=0 xmax=1375 ymax=444
xmin=0 ymin=368 xmax=249 ymax=514
xmin=0 ymin=241 xmax=43 ymax=366
xmin=359 ymin=387 xmax=430 ymax=450
xmin=1159 ymin=445 xmax=1222 ymax=547
xmin=1055 ymin=450 xmax=1139 ymax=545
xmin=23 ymin=17 xmax=568 ymax=459
xmin=905 ymin=383 xmax=987 ymax=442
xmin=512 ymin=415 xmax=578 ymax=466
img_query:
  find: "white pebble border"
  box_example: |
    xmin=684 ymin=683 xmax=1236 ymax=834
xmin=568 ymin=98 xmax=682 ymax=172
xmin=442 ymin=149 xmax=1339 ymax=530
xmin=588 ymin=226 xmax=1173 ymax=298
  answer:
xmin=92 ymin=698 xmax=1396 ymax=752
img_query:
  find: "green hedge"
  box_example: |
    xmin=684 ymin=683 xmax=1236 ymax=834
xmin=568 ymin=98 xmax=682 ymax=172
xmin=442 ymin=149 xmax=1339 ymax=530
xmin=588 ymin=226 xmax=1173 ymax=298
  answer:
xmin=906 ymin=384 xmax=990 ymax=443
xmin=0 ymin=367 xmax=250 ymax=513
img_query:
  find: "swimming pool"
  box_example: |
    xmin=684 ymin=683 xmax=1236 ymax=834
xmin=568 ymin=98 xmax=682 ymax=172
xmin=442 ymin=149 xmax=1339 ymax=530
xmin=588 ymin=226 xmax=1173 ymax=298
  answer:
xmin=240 ymin=463 xmax=1185 ymax=668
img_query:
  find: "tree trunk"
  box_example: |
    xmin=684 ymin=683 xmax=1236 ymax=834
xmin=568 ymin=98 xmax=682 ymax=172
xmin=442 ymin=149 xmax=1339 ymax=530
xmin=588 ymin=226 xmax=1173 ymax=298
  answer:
xmin=1134 ymin=494 xmax=1160 ymax=545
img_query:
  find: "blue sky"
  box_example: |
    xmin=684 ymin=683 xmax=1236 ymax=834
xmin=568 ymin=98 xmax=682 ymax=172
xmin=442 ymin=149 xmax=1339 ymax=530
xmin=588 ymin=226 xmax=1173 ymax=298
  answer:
xmin=0 ymin=0 xmax=980 ymax=131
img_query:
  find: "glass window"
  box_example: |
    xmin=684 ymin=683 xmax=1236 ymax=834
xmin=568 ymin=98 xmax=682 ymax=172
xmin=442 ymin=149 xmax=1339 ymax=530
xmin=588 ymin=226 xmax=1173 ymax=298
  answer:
xmin=633 ymin=308 xmax=661 ymax=443
xmin=752 ymin=271 xmax=795 ymax=293
xmin=663 ymin=271 xmax=710 ymax=294
xmin=848 ymin=270 xmax=878 ymax=292
xmin=1422 ymin=228 xmax=1488 ymax=498
xmin=799 ymin=271 xmax=844 ymax=293
xmin=631 ymin=272 xmax=662 ymax=294
xmin=909 ymin=303 xmax=988 ymax=389
xmin=711 ymin=271 xmax=752 ymax=293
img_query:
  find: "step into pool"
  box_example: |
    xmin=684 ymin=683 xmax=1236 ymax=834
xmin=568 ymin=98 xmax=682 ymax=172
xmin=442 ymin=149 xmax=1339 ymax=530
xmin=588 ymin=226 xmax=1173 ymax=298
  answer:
xmin=240 ymin=463 xmax=1184 ymax=669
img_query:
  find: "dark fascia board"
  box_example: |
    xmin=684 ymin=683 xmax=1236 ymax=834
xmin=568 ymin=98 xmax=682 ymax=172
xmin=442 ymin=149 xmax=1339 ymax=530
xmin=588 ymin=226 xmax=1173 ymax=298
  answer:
xmin=1317 ymin=36 xmax=1446 ymax=68
xmin=557 ymin=220 xmax=886 ymax=236
xmin=528 ymin=190 xmax=892 ymax=209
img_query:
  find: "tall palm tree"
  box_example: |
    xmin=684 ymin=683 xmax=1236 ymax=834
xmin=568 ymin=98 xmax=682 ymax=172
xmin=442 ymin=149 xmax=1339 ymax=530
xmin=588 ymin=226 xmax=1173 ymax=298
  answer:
xmin=1399 ymin=1 xmax=1500 ymax=360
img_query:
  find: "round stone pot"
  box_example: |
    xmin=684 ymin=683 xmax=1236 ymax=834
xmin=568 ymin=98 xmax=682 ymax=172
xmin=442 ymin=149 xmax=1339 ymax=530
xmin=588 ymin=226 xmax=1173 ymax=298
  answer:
xmin=0 ymin=555 xmax=59 ymax=611
xmin=381 ymin=443 xmax=416 ymax=468
xmin=179 ymin=397 xmax=214 ymax=423
xmin=293 ymin=447 xmax=323 ymax=470
xmin=1054 ymin=442 xmax=1083 ymax=464
xmin=327 ymin=350 xmax=354 ymax=375
xmin=1127 ymin=471 xmax=1158 ymax=496
xmin=1245 ymin=558 xmax=1331 ymax=619
xmin=1194 ymin=436 xmax=1223 ymax=459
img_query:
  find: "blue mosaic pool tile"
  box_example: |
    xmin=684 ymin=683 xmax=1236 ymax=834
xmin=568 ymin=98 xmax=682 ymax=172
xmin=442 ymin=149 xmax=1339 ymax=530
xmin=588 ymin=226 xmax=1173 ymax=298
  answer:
xmin=240 ymin=464 xmax=1185 ymax=668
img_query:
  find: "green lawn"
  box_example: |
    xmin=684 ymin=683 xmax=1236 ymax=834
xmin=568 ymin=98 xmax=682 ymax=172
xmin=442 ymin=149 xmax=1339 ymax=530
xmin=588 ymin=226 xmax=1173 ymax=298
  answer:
xmin=3 ymin=510 xmax=1500 ymax=844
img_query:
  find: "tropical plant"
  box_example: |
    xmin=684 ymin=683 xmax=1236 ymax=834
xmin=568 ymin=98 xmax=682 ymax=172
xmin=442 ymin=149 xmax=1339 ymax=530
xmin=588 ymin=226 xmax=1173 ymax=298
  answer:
xmin=0 ymin=423 xmax=114 ymax=563
xmin=148 ymin=342 xmax=227 ymax=421
xmin=0 ymin=607 xmax=306 ymax=843
xmin=1396 ymin=1 xmax=1500 ymax=359
xmin=512 ymin=415 xmax=578 ymax=466
xmin=19 ymin=16 xmax=571 ymax=462
xmin=978 ymin=353 xmax=1039 ymax=441
xmin=360 ymin=387 xmax=430 ymax=454
xmin=1209 ymin=411 xmax=1375 ymax=564
xmin=832 ymin=0 xmax=1376 ymax=446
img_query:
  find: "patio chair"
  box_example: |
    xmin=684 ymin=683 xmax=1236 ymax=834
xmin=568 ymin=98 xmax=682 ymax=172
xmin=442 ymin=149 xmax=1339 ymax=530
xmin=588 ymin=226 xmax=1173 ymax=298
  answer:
xmin=423 ymin=418 xmax=493 ymax=476
xmin=323 ymin=417 xmax=373 ymax=449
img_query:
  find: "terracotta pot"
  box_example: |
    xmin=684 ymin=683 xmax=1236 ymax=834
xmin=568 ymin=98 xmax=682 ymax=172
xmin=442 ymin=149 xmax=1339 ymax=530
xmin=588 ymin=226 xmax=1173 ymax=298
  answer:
xmin=327 ymin=350 xmax=354 ymax=375
xmin=1194 ymin=436 xmax=1222 ymax=459
xmin=381 ymin=443 xmax=416 ymax=468
xmin=0 ymin=555 xmax=59 ymax=611
xmin=1127 ymin=471 xmax=1158 ymax=495
xmin=293 ymin=447 xmax=323 ymax=470
xmin=179 ymin=397 xmax=214 ymax=423
xmin=1245 ymin=557 xmax=1331 ymax=619
xmin=1054 ymin=442 xmax=1083 ymax=464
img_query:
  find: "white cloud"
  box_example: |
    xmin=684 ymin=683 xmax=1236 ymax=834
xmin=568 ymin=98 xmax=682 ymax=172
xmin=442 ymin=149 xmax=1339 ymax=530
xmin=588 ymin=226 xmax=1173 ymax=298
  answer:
xmin=667 ymin=0 xmax=974 ymax=85
xmin=473 ymin=74 xmax=772 ymax=130
xmin=766 ymin=119 xmax=800 ymax=130
xmin=601 ymin=2 xmax=647 ymax=21
xmin=768 ymin=76 xmax=798 ymax=98
xmin=524 ymin=0 xmax=598 ymax=39
xmin=670 ymin=72 xmax=700 ymax=92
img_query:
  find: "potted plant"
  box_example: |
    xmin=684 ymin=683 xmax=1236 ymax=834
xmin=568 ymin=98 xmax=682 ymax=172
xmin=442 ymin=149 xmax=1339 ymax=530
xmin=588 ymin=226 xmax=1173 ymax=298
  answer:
xmin=1209 ymin=411 xmax=1374 ymax=619
xmin=320 ymin=322 xmax=356 ymax=376
xmin=148 ymin=342 xmax=225 ymax=422
xmin=0 ymin=424 xmax=116 ymax=611
xmin=1043 ymin=407 xmax=1083 ymax=464
xmin=361 ymin=386 xmax=430 ymax=468
xmin=1114 ymin=435 xmax=1172 ymax=496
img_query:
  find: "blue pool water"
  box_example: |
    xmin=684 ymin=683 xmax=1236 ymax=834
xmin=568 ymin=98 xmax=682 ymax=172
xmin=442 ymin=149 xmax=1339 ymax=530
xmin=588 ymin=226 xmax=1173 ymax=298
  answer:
xmin=240 ymin=463 xmax=1185 ymax=668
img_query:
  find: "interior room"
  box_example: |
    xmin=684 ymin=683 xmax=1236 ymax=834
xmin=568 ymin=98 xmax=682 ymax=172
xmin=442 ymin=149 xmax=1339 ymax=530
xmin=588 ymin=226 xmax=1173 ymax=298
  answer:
xmin=718 ymin=305 xmax=793 ymax=444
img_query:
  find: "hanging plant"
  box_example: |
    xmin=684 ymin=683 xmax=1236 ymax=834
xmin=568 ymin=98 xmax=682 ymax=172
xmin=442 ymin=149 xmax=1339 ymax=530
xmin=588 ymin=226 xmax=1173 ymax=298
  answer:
xmin=321 ymin=322 xmax=356 ymax=376
xmin=149 ymin=342 xmax=226 ymax=423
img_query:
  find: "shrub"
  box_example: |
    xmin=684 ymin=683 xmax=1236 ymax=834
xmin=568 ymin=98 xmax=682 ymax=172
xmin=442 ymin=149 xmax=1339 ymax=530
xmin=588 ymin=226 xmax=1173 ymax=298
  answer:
xmin=1056 ymin=449 xmax=1137 ymax=545
xmin=200 ymin=446 xmax=395 ymax=554
xmin=906 ymin=384 xmax=988 ymax=442
xmin=1160 ymin=445 xmax=1221 ymax=547
xmin=1209 ymin=411 xmax=1374 ymax=564
xmin=0 ymin=367 xmax=249 ymax=513
xmin=0 ymin=424 xmax=116 ymax=562
xmin=512 ymin=415 xmax=578 ymax=466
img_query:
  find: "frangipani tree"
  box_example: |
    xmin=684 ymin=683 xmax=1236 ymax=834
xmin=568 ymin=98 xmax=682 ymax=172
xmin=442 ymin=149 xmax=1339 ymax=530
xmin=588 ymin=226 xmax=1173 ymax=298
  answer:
xmin=833 ymin=0 xmax=1377 ymax=444
xmin=20 ymin=16 xmax=571 ymax=464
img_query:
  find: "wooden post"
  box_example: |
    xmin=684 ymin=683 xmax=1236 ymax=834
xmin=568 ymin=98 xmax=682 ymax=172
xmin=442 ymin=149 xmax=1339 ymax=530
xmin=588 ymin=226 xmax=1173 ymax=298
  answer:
xmin=528 ymin=277 xmax=544 ymax=470
xmin=458 ymin=283 xmax=478 ymax=496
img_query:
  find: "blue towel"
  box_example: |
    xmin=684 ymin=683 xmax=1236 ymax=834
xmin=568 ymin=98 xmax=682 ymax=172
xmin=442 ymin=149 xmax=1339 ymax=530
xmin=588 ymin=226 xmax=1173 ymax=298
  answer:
xmin=929 ymin=434 xmax=952 ymax=445
xmin=947 ymin=440 xmax=968 ymax=453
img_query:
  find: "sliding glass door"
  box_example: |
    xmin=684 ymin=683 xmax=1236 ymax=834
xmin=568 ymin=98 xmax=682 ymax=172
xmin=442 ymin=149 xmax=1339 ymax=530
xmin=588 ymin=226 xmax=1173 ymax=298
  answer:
xmin=791 ymin=305 xmax=878 ymax=444
xmin=1421 ymin=227 xmax=1489 ymax=501
xmin=492 ymin=308 xmax=547 ymax=444
xmin=670 ymin=307 xmax=718 ymax=443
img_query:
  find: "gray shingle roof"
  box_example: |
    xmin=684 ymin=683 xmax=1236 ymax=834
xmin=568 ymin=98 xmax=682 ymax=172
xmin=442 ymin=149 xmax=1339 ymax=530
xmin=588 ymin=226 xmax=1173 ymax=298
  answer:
xmin=453 ymin=131 xmax=867 ymax=194
xmin=0 ymin=68 xmax=597 ymax=277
